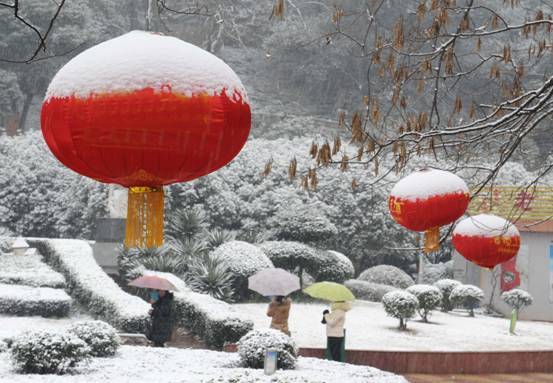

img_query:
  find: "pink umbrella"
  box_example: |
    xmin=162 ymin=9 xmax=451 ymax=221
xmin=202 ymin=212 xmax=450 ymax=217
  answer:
xmin=128 ymin=275 xmax=179 ymax=291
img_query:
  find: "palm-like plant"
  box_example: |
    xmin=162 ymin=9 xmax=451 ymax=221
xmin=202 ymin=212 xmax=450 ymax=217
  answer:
xmin=185 ymin=252 xmax=235 ymax=302
xmin=204 ymin=229 xmax=236 ymax=251
xmin=165 ymin=207 xmax=207 ymax=241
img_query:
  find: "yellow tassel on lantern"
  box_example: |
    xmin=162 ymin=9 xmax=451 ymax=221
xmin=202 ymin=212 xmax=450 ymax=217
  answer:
xmin=424 ymin=227 xmax=440 ymax=254
xmin=124 ymin=186 xmax=164 ymax=249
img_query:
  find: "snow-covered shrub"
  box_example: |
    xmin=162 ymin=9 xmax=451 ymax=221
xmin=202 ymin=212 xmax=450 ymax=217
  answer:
xmin=501 ymin=288 xmax=534 ymax=311
xmin=30 ymin=239 xmax=149 ymax=332
xmin=315 ymin=250 xmax=355 ymax=283
xmin=185 ymin=252 xmax=235 ymax=302
xmin=419 ymin=260 xmax=454 ymax=284
xmin=237 ymin=329 xmax=298 ymax=370
xmin=10 ymin=330 xmax=90 ymax=374
xmin=260 ymin=241 xmax=321 ymax=287
xmin=0 ymin=283 xmax=71 ymax=317
xmin=450 ymin=284 xmax=484 ymax=316
xmin=381 ymin=290 xmax=419 ymax=330
xmin=344 ymin=279 xmax=398 ymax=302
xmin=0 ymin=252 xmax=66 ymax=288
xmin=212 ymin=241 xmax=273 ymax=300
xmin=433 ymin=278 xmax=462 ymax=312
xmin=406 ymin=284 xmax=442 ymax=322
xmin=0 ymin=234 xmax=13 ymax=253
xmin=68 ymin=320 xmax=120 ymax=357
xmin=358 ymin=265 xmax=414 ymax=289
xmin=140 ymin=269 xmax=253 ymax=349
xmin=0 ymin=339 xmax=7 ymax=353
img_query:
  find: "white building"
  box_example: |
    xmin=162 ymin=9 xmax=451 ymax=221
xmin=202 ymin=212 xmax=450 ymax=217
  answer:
xmin=454 ymin=186 xmax=553 ymax=322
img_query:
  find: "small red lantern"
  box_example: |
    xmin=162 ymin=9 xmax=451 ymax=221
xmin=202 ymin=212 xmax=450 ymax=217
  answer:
xmin=41 ymin=31 xmax=251 ymax=248
xmin=452 ymin=214 xmax=521 ymax=269
xmin=389 ymin=169 xmax=470 ymax=253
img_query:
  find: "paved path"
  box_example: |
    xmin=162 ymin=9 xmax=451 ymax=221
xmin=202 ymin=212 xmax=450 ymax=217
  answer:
xmin=405 ymin=373 xmax=553 ymax=382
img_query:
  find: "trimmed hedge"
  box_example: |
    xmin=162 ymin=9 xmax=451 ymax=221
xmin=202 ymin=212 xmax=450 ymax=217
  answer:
xmin=0 ymin=251 xmax=66 ymax=288
xmin=237 ymin=329 xmax=298 ymax=370
xmin=142 ymin=270 xmax=254 ymax=349
xmin=0 ymin=283 xmax=71 ymax=317
xmin=358 ymin=265 xmax=414 ymax=289
xmin=344 ymin=279 xmax=398 ymax=302
xmin=30 ymin=239 xmax=149 ymax=333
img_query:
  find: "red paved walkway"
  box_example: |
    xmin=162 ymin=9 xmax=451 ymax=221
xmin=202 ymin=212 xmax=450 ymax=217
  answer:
xmin=405 ymin=373 xmax=553 ymax=383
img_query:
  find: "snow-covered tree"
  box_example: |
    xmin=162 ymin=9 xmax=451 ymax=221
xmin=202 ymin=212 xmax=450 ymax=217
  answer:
xmin=450 ymin=285 xmax=485 ymax=317
xmin=433 ymin=279 xmax=462 ymax=312
xmin=406 ymin=285 xmax=442 ymax=322
xmin=382 ymin=290 xmax=419 ymax=330
xmin=501 ymin=289 xmax=534 ymax=312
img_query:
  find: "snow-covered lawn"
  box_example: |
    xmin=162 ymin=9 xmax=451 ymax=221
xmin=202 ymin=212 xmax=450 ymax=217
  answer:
xmin=0 ymin=345 xmax=407 ymax=383
xmin=233 ymin=301 xmax=553 ymax=351
xmin=0 ymin=314 xmax=92 ymax=341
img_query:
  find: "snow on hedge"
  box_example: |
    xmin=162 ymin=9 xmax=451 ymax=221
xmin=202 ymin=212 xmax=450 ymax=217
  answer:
xmin=453 ymin=214 xmax=519 ymax=238
xmin=29 ymin=239 xmax=149 ymax=332
xmin=449 ymin=284 xmax=484 ymax=316
xmin=316 ymin=250 xmax=355 ymax=283
xmin=238 ymin=329 xmax=298 ymax=370
xmin=46 ymin=31 xmax=248 ymax=101
xmin=344 ymin=279 xmax=398 ymax=302
xmin=358 ymin=265 xmax=414 ymax=289
xmin=0 ymin=283 xmax=71 ymax=317
xmin=390 ymin=169 xmax=468 ymax=200
xmin=406 ymin=284 xmax=442 ymax=322
xmin=142 ymin=269 xmax=253 ymax=349
xmin=433 ymin=278 xmax=462 ymax=312
xmin=0 ymin=345 xmax=408 ymax=382
xmin=212 ymin=241 xmax=273 ymax=300
xmin=381 ymin=290 xmax=419 ymax=330
xmin=0 ymin=252 xmax=66 ymax=288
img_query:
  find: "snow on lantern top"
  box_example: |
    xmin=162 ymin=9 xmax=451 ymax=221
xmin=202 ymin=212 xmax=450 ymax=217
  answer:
xmin=453 ymin=214 xmax=520 ymax=238
xmin=390 ymin=168 xmax=469 ymax=200
xmin=44 ymin=30 xmax=247 ymax=102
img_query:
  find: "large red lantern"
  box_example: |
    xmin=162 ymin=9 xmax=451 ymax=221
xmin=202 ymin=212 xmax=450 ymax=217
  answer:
xmin=452 ymin=214 xmax=521 ymax=269
xmin=41 ymin=31 xmax=251 ymax=248
xmin=389 ymin=169 xmax=470 ymax=253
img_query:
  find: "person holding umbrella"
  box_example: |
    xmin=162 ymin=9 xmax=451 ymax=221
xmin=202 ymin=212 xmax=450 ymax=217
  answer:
xmin=304 ymin=281 xmax=355 ymax=362
xmin=267 ymin=295 xmax=292 ymax=336
xmin=128 ymin=274 xmax=178 ymax=347
xmin=248 ymin=268 xmax=301 ymax=336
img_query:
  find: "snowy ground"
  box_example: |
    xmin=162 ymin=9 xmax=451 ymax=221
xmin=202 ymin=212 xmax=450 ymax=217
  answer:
xmin=0 ymin=345 xmax=407 ymax=383
xmin=0 ymin=313 xmax=92 ymax=341
xmin=233 ymin=301 xmax=553 ymax=351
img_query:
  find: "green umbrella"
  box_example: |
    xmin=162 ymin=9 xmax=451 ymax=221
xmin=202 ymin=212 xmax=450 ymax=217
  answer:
xmin=303 ymin=282 xmax=355 ymax=302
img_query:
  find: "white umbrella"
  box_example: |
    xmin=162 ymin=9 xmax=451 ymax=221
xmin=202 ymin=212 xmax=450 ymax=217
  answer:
xmin=248 ymin=268 xmax=300 ymax=297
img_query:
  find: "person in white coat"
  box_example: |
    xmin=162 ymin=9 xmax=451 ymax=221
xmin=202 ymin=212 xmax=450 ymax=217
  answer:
xmin=322 ymin=301 xmax=351 ymax=362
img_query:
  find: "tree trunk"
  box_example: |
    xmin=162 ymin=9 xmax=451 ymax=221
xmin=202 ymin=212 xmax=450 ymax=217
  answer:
xmin=299 ymin=266 xmax=303 ymax=289
xmin=18 ymin=93 xmax=33 ymax=133
xmin=399 ymin=318 xmax=404 ymax=330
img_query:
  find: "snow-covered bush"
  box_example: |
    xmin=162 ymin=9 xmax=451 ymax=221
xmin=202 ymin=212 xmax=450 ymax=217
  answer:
xmin=10 ymin=330 xmax=90 ymax=374
xmin=140 ymin=269 xmax=253 ymax=349
xmin=0 ymin=252 xmax=66 ymax=288
xmin=0 ymin=283 xmax=71 ymax=317
xmin=358 ymin=265 xmax=414 ymax=289
xmin=212 ymin=241 xmax=273 ymax=300
xmin=68 ymin=320 xmax=120 ymax=357
xmin=501 ymin=288 xmax=534 ymax=311
xmin=381 ymin=291 xmax=419 ymax=330
xmin=237 ymin=329 xmax=298 ymax=370
xmin=419 ymin=260 xmax=454 ymax=284
xmin=344 ymin=279 xmax=398 ymax=302
xmin=450 ymin=284 xmax=484 ymax=317
xmin=260 ymin=241 xmax=322 ymax=287
xmin=0 ymin=234 xmax=13 ymax=253
xmin=433 ymin=279 xmax=462 ymax=312
xmin=0 ymin=339 xmax=7 ymax=353
xmin=406 ymin=284 xmax=442 ymax=322
xmin=30 ymin=239 xmax=149 ymax=332
xmin=0 ymin=132 xmax=108 ymax=238
xmin=315 ymin=250 xmax=355 ymax=283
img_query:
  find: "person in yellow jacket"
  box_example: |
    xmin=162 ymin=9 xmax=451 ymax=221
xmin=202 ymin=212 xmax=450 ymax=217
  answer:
xmin=322 ymin=301 xmax=351 ymax=362
xmin=267 ymin=295 xmax=292 ymax=336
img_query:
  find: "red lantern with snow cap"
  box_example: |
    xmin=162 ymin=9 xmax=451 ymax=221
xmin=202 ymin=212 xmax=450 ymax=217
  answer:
xmin=389 ymin=169 xmax=470 ymax=253
xmin=452 ymin=214 xmax=520 ymax=269
xmin=41 ymin=31 xmax=251 ymax=248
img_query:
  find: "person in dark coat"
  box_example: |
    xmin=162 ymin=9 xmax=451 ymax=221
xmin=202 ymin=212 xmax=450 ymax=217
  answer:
xmin=148 ymin=289 xmax=174 ymax=347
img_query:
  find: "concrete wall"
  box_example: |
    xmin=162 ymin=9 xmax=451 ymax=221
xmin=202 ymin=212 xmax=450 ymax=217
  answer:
xmin=454 ymin=232 xmax=553 ymax=322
